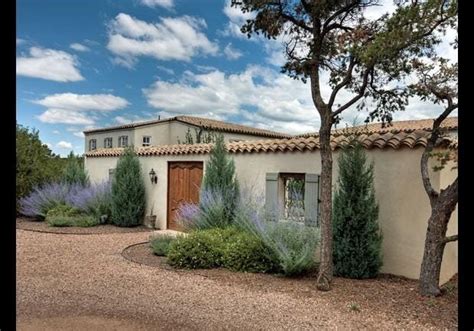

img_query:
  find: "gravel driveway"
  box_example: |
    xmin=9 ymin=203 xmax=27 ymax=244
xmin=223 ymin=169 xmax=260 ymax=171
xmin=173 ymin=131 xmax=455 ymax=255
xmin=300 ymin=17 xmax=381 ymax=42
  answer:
xmin=16 ymin=228 xmax=456 ymax=330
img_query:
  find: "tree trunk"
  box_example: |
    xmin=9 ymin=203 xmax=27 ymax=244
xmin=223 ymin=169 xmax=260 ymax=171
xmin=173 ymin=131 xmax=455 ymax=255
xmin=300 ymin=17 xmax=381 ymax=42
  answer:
xmin=316 ymin=113 xmax=334 ymax=291
xmin=419 ymin=179 xmax=458 ymax=296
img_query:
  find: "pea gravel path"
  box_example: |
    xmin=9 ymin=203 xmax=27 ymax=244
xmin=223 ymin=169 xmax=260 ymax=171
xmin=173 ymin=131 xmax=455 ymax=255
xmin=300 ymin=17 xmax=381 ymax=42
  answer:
xmin=17 ymin=229 xmax=457 ymax=330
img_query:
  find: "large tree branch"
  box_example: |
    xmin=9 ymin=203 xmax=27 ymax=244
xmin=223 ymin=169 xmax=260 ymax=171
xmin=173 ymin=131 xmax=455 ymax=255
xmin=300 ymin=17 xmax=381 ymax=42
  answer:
xmin=332 ymin=67 xmax=371 ymax=117
xmin=327 ymin=57 xmax=356 ymax=108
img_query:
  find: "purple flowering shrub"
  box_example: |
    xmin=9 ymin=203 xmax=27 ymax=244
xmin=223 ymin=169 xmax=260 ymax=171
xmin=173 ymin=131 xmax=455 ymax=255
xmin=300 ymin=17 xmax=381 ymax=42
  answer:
xmin=233 ymin=189 xmax=320 ymax=276
xmin=19 ymin=180 xmax=112 ymax=223
xmin=176 ymin=189 xmax=228 ymax=230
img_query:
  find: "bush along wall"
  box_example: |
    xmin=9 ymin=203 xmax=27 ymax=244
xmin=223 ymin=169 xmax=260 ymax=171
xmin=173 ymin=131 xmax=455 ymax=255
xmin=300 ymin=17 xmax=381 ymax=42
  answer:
xmin=110 ymin=147 xmax=146 ymax=227
xmin=332 ymin=139 xmax=383 ymax=279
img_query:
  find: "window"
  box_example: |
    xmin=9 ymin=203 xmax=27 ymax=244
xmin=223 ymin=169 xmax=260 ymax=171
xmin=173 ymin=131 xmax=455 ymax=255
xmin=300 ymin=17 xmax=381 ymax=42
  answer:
xmin=109 ymin=169 xmax=115 ymax=181
xmin=280 ymin=173 xmax=305 ymax=223
xmin=104 ymin=137 xmax=113 ymax=148
xmin=265 ymin=172 xmax=320 ymax=226
xmin=142 ymin=136 xmax=151 ymax=147
xmin=118 ymin=135 xmax=128 ymax=147
xmin=89 ymin=139 xmax=97 ymax=151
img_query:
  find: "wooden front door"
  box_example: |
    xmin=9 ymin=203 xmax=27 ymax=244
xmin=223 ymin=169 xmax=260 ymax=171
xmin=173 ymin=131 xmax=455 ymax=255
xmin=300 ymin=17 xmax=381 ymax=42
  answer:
xmin=167 ymin=162 xmax=203 ymax=230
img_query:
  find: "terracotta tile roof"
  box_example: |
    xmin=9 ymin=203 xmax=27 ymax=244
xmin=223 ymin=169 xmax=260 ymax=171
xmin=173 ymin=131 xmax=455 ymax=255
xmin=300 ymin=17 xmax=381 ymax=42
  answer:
xmin=83 ymin=115 xmax=291 ymax=139
xmin=297 ymin=117 xmax=458 ymax=138
xmin=85 ymin=118 xmax=457 ymax=158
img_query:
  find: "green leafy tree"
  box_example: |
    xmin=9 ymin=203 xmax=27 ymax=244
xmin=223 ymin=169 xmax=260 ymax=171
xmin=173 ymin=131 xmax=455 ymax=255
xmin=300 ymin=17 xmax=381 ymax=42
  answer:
xmin=201 ymin=133 xmax=240 ymax=224
xmin=231 ymin=0 xmax=456 ymax=290
xmin=16 ymin=124 xmax=66 ymax=211
xmin=62 ymin=152 xmax=89 ymax=186
xmin=110 ymin=147 xmax=146 ymax=227
xmin=333 ymin=140 xmax=382 ymax=279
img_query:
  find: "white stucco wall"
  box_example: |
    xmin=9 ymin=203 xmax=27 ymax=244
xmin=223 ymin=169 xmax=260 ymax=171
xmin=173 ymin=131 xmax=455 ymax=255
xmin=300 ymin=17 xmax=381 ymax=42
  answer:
xmin=84 ymin=129 xmax=134 ymax=151
xmin=84 ymin=147 xmax=457 ymax=283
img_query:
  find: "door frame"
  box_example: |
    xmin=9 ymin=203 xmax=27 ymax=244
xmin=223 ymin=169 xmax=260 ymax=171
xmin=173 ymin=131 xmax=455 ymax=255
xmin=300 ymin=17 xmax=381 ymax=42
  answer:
xmin=166 ymin=161 xmax=204 ymax=230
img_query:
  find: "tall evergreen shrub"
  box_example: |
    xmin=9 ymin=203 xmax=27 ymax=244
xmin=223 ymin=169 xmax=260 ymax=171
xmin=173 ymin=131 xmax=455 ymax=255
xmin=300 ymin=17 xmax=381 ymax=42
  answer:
xmin=110 ymin=147 xmax=146 ymax=227
xmin=62 ymin=152 xmax=89 ymax=186
xmin=333 ymin=139 xmax=383 ymax=279
xmin=201 ymin=133 xmax=239 ymax=226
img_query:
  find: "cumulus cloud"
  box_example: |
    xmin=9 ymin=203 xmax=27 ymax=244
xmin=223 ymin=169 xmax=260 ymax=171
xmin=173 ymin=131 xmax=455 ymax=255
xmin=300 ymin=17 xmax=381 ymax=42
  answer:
xmin=35 ymin=93 xmax=129 ymax=126
xmin=140 ymin=0 xmax=173 ymax=9
xmin=221 ymin=0 xmax=255 ymax=39
xmin=56 ymin=141 xmax=73 ymax=149
xmin=107 ymin=13 xmax=218 ymax=67
xmin=143 ymin=65 xmax=454 ymax=135
xmin=223 ymin=43 xmax=243 ymax=60
xmin=16 ymin=38 xmax=25 ymax=45
xmin=16 ymin=47 xmax=84 ymax=82
xmin=70 ymin=43 xmax=90 ymax=52
xmin=73 ymin=131 xmax=85 ymax=138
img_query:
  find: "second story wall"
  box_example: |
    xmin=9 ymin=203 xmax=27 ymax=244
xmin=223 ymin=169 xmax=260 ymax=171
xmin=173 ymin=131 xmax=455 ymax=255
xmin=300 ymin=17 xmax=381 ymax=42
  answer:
xmin=85 ymin=129 xmax=134 ymax=152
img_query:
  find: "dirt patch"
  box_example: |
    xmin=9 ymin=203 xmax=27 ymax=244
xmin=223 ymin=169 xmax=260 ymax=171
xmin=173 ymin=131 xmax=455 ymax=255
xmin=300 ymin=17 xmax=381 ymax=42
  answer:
xmin=16 ymin=217 xmax=155 ymax=235
xmin=122 ymin=242 xmax=458 ymax=329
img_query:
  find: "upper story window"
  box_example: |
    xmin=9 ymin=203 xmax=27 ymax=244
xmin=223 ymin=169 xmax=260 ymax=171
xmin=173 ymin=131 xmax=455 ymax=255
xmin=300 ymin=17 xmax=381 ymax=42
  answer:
xmin=89 ymin=139 xmax=97 ymax=151
xmin=281 ymin=173 xmax=305 ymax=222
xmin=104 ymin=137 xmax=113 ymax=149
xmin=118 ymin=136 xmax=128 ymax=147
xmin=142 ymin=136 xmax=151 ymax=147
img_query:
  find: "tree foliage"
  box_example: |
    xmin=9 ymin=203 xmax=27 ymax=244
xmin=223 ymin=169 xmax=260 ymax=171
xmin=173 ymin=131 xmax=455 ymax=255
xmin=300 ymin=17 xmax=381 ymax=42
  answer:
xmin=62 ymin=151 xmax=89 ymax=186
xmin=333 ymin=140 xmax=382 ymax=279
xmin=201 ymin=133 xmax=240 ymax=224
xmin=110 ymin=147 xmax=146 ymax=227
xmin=16 ymin=124 xmax=66 ymax=211
xmin=177 ymin=128 xmax=218 ymax=144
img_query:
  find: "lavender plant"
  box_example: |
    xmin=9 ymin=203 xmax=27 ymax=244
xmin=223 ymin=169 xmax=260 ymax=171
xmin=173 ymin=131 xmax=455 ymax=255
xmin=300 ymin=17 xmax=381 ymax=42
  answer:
xmin=19 ymin=180 xmax=113 ymax=223
xmin=19 ymin=182 xmax=72 ymax=219
xmin=177 ymin=189 xmax=228 ymax=230
xmin=234 ymin=190 xmax=320 ymax=276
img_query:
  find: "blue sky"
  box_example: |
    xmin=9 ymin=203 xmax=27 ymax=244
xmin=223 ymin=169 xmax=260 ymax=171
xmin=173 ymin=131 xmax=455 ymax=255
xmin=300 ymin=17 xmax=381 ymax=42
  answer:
xmin=17 ymin=0 xmax=457 ymax=156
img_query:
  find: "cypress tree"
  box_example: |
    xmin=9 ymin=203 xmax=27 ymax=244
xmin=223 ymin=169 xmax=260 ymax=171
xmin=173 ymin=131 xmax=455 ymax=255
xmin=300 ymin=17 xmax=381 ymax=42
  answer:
xmin=110 ymin=147 xmax=146 ymax=227
xmin=333 ymin=139 xmax=383 ymax=279
xmin=62 ymin=152 xmax=89 ymax=186
xmin=201 ymin=133 xmax=239 ymax=225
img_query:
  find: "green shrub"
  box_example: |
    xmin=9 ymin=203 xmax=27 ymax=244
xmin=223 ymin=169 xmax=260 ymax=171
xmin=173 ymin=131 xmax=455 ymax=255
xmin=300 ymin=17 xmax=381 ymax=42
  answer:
xmin=199 ymin=134 xmax=240 ymax=228
xmin=45 ymin=204 xmax=82 ymax=218
xmin=110 ymin=147 xmax=146 ymax=227
xmin=46 ymin=215 xmax=98 ymax=227
xmin=150 ymin=234 xmax=176 ymax=256
xmin=333 ymin=140 xmax=383 ymax=279
xmin=167 ymin=227 xmax=239 ymax=269
xmin=45 ymin=205 xmax=98 ymax=227
xmin=62 ymin=152 xmax=89 ymax=186
xmin=222 ymin=231 xmax=278 ymax=273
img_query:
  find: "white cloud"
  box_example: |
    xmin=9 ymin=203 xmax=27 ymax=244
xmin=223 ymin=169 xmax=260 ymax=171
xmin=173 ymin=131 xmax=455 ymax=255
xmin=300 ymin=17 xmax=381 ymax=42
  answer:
xmin=73 ymin=131 xmax=85 ymax=138
xmin=140 ymin=0 xmax=173 ymax=9
xmin=35 ymin=93 xmax=129 ymax=112
xmin=221 ymin=0 xmax=255 ymax=39
xmin=44 ymin=142 xmax=52 ymax=149
xmin=143 ymin=65 xmax=454 ymax=135
xmin=57 ymin=141 xmax=73 ymax=149
xmin=17 ymin=47 xmax=84 ymax=82
xmin=107 ymin=13 xmax=218 ymax=67
xmin=70 ymin=43 xmax=90 ymax=52
xmin=16 ymin=38 xmax=25 ymax=45
xmin=35 ymin=93 xmax=129 ymax=126
xmin=52 ymin=130 xmax=60 ymax=134
xmin=156 ymin=65 xmax=175 ymax=75
xmin=223 ymin=43 xmax=243 ymax=60
xmin=38 ymin=109 xmax=96 ymax=125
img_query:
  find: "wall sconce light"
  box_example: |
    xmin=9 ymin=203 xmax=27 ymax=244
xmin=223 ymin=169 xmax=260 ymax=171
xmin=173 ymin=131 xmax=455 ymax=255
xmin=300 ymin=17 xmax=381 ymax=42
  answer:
xmin=149 ymin=168 xmax=158 ymax=184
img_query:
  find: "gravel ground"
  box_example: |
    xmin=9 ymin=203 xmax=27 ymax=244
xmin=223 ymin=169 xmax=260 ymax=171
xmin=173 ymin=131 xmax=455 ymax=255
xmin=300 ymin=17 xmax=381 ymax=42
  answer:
xmin=17 ymin=229 xmax=457 ymax=330
xmin=17 ymin=218 xmax=155 ymax=235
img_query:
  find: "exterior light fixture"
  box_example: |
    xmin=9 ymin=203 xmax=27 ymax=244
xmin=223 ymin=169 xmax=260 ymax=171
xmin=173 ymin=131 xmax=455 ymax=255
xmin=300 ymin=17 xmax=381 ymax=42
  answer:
xmin=149 ymin=168 xmax=157 ymax=184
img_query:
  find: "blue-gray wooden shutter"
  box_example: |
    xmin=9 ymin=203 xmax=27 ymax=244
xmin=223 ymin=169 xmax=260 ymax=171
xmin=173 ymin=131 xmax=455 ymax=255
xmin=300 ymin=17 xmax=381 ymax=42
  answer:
xmin=265 ymin=173 xmax=279 ymax=221
xmin=304 ymin=173 xmax=320 ymax=226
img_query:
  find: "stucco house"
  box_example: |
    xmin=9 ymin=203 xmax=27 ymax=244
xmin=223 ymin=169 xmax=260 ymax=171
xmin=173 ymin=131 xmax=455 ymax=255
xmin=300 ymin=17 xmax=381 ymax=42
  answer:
xmin=84 ymin=115 xmax=458 ymax=284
